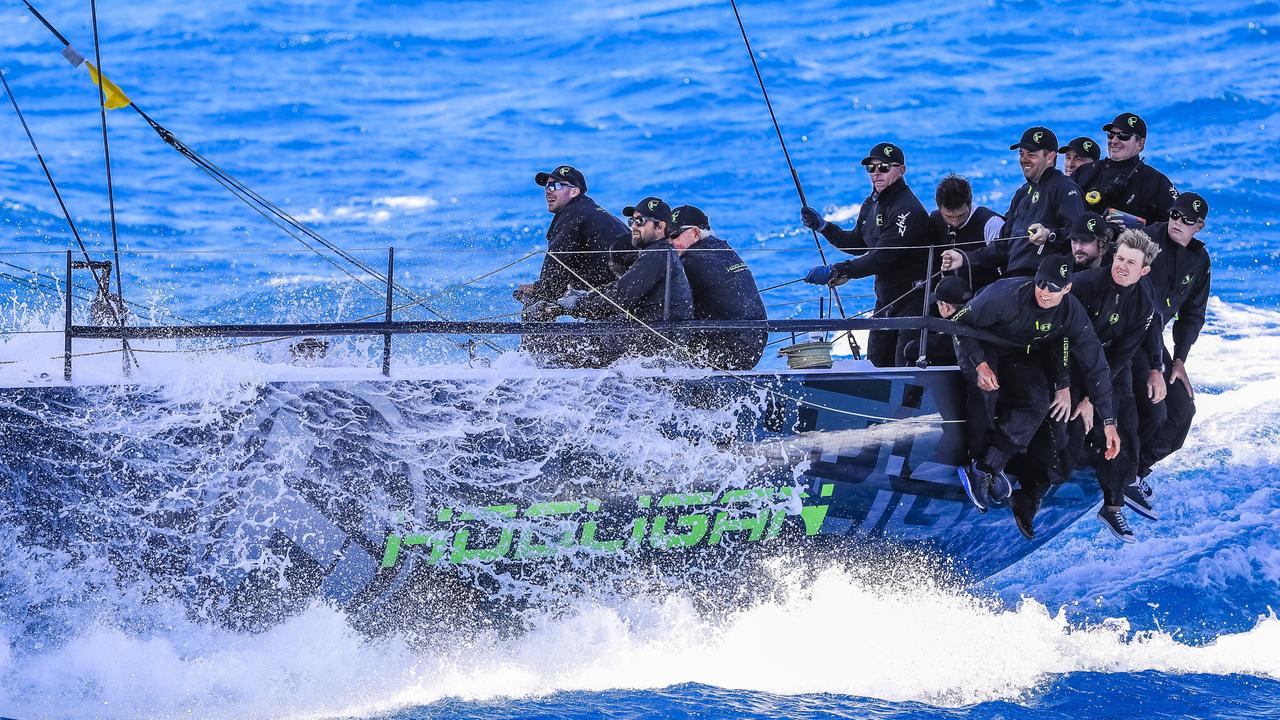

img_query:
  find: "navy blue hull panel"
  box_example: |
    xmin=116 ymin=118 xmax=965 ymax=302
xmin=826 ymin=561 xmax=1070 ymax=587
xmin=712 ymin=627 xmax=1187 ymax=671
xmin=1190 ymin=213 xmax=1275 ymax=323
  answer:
xmin=0 ymin=368 xmax=1099 ymax=629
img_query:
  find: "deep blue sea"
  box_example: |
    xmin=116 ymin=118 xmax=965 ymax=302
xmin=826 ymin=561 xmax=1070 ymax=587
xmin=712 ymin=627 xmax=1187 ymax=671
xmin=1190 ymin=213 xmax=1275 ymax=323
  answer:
xmin=1 ymin=0 xmax=1279 ymax=718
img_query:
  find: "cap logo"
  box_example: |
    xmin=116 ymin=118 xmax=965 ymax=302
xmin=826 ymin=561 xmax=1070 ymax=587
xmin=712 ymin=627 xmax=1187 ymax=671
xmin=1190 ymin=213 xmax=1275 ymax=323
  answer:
xmin=558 ymin=167 xmax=571 ymax=176
xmin=883 ymin=146 xmax=894 ymax=157
xmin=671 ymin=210 xmax=680 ymax=224
xmin=1083 ymin=140 xmax=1093 ymax=151
xmin=1127 ymin=116 xmax=1138 ymax=128
xmin=1109 ymin=312 xmax=1120 ymax=325
xmin=647 ymin=199 xmax=659 ymax=211
xmin=1033 ymin=131 xmax=1043 ymax=144
xmin=1059 ymin=264 xmax=1069 ymax=278
xmin=1087 ymin=219 xmax=1097 ymax=232
xmin=1193 ymin=200 xmax=1202 ymax=212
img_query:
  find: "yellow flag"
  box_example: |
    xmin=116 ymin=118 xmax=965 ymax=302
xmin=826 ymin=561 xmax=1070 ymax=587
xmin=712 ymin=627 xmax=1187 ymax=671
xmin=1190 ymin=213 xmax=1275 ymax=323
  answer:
xmin=84 ymin=62 xmax=130 ymax=110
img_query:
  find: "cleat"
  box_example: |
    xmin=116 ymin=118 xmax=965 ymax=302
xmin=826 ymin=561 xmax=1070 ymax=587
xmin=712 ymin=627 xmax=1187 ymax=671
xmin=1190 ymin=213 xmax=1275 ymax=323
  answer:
xmin=958 ymin=462 xmax=991 ymax=513
xmin=1097 ymin=506 xmax=1137 ymax=544
xmin=1124 ymin=480 xmax=1160 ymax=520
xmin=989 ymin=471 xmax=1012 ymax=505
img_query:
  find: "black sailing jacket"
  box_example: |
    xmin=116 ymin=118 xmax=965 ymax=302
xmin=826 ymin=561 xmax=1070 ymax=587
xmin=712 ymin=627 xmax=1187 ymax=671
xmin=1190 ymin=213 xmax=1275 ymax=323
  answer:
xmin=529 ymin=194 xmax=631 ymax=302
xmin=970 ymin=167 xmax=1084 ymax=276
xmin=819 ymin=178 xmax=931 ymax=299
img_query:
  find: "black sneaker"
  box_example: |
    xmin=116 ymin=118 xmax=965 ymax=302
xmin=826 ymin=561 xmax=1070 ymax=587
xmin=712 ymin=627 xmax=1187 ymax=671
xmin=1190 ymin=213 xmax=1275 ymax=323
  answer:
xmin=958 ymin=462 xmax=991 ymax=513
xmin=989 ymin=471 xmax=1012 ymax=505
xmin=1097 ymin=506 xmax=1136 ymax=544
xmin=1124 ymin=480 xmax=1160 ymax=520
xmin=1011 ymin=491 xmax=1037 ymax=540
xmin=1136 ymin=477 xmax=1154 ymax=500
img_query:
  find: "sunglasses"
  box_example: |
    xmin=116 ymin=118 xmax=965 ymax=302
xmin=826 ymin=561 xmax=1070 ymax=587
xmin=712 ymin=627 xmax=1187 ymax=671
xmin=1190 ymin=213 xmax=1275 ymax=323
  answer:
xmin=1035 ymin=279 xmax=1067 ymax=293
xmin=544 ymin=180 xmax=576 ymax=191
xmin=629 ymin=215 xmax=658 ymax=227
xmin=1106 ymin=131 xmax=1135 ymax=142
xmin=865 ymin=163 xmax=902 ymax=174
xmin=1169 ymin=210 xmax=1200 ymax=227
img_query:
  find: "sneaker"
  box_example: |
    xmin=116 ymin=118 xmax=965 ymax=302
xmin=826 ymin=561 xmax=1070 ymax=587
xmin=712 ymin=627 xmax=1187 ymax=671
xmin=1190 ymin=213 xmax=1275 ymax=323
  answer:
xmin=1136 ymin=477 xmax=1154 ymax=500
xmin=1097 ymin=506 xmax=1136 ymax=544
xmin=1124 ymin=480 xmax=1160 ymax=521
xmin=989 ymin=471 xmax=1012 ymax=505
xmin=958 ymin=462 xmax=991 ymax=513
xmin=1011 ymin=491 xmax=1037 ymax=540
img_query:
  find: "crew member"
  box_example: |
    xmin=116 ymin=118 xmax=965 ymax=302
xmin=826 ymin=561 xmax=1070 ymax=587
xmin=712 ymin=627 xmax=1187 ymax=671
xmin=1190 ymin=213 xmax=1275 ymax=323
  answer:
xmin=1068 ymin=211 xmax=1113 ymax=271
xmin=1016 ymin=231 xmax=1159 ymax=543
xmin=898 ymin=275 xmax=971 ymax=367
xmin=1074 ymin=113 xmax=1177 ymax=224
xmin=949 ymin=255 xmax=1120 ymax=517
xmin=929 ymin=174 xmax=1003 ymax=291
xmin=515 ymin=165 xmax=631 ymax=307
xmin=1134 ymin=192 xmax=1211 ymax=484
xmin=941 ymin=127 xmax=1083 ymax=279
xmin=542 ymin=197 xmax=693 ymax=367
xmin=1059 ymin=136 xmax=1101 ymax=178
xmin=667 ymin=204 xmax=767 ymax=370
xmin=799 ymin=142 xmax=931 ymax=367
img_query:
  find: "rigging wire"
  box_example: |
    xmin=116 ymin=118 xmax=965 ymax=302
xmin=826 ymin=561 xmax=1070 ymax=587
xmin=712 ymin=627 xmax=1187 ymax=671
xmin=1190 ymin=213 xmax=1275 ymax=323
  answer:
xmin=726 ymin=0 xmax=861 ymax=357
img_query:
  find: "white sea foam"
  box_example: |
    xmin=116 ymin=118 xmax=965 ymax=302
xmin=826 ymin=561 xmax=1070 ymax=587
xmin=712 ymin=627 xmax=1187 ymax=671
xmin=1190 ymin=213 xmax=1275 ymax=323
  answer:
xmin=1 ymin=567 xmax=1277 ymax=720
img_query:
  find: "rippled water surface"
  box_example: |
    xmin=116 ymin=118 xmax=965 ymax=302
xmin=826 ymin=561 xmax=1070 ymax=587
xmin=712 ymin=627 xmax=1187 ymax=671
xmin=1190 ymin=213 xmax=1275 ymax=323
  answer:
xmin=0 ymin=0 xmax=1278 ymax=718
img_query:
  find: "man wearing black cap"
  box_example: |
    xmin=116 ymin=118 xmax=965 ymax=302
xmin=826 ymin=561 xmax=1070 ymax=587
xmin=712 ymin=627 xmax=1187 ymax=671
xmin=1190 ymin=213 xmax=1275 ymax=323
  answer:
xmin=1133 ymin=191 xmax=1212 ymax=486
xmin=515 ymin=164 xmax=631 ymax=308
xmin=929 ymin=174 xmax=1004 ymax=291
xmin=668 ymin=204 xmax=768 ymax=370
xmin=1074 ymin=113 xmax=1178 ymax=224
xmin=1068 ymin=211 xmax=1114 ymax=271
xmin=1017 ymin=230 xmax=1160 ymax=542
xmin=540 ymin=196 xmax=693 ymax=367
xmin=1060 ymin=136 xmax=1101 ymax=178
xmin=798 ymin=141 xmax=931 ymax=367
xmin=941 ymin=126 xmax=1083 ymax=279
xmin=898 ymin=275 xmax=971 ymax=366
xmin=948 ymin=255 xmax=1120 ymax=517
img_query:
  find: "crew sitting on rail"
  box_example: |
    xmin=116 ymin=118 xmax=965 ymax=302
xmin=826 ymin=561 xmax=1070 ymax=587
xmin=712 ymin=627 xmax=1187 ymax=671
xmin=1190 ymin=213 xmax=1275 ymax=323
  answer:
xmin=1131 ymin=191 xmax=1212 ymax=506
xmin=1068 ymin=211 xmax=1114 ymax=272
xmin=929 ymin=174 xmax=1003 ymax=292
xmin=1059 ymin=136 xmax=1100 ymax=179
xmin=530 ymin=196 xmax=693 ymax=368
xmin=1074 ymin=113 xmax=1178 ymax=225
xmin=897 ymin=275 xmax=971 ymax=367
xmin=668 ymin=204 xmax=768 ymax=370
xmin=514 ymin=164 xmax=631 ymax=310
xmin=1017 ymin=231 xmax=1160 ymax=543
xmin=798 ymin=142 xmax=932 ymax=367
xmin=949 ymin=255 xmax=1120 ymax=516
xmin=940 ymin=126 xmax=1084 ymax=280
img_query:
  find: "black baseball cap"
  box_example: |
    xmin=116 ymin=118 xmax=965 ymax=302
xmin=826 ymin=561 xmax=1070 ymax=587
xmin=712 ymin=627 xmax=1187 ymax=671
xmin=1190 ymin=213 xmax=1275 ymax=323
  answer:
xmin=622 ymin=196 xmax=674 ymax=227
xmin=1102 ymin=112 xmax=1147 ymax=139
xmin=1059 ymin=136 xmax=1101 ymax=162
xmin=861 ymin=142 xmax=904 ymax=165
xmin=1035 ymin=254 xmax=1074 ymax=290
xmin=1068 ymin=211 xmax=1108 ymax=241
xmin=931 ymin=276 xmax=973 ymax=306
xmin=671 ymin=204 xmax=710 ymax=230
xmin=1010 ymin=126 xmax=1058 ymax=152
xmin=534 ymin=165 xmax=587 ymax=192
xmin=1171 ymin=191 xmax=1209 ymax=222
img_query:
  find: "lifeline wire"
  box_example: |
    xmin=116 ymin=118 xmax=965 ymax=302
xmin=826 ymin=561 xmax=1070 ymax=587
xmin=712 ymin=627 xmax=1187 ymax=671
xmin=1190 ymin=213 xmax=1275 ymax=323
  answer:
xmin=544 ymin=251 xmax=961 ymax=424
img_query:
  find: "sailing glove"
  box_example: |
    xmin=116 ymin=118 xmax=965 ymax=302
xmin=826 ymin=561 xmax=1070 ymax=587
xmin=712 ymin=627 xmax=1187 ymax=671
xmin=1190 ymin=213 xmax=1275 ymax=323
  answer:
xmin=804 ymin=265 xmax=835 ymax=285
xmin=800 ymin=206 xmax=827 ymax=233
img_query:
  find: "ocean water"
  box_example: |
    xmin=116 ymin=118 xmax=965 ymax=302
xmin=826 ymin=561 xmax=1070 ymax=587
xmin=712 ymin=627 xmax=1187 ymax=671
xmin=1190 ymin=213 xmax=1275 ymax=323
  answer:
xmin=0 ymin=0 xmax=1278 ymax=718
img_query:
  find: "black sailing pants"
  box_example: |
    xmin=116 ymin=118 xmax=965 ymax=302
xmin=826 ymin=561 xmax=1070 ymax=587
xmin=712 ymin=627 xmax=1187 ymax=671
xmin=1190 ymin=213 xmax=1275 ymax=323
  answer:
xmin=962 ymin=350 xmax=1052 ymax=475
xmin=1135 ymin=347 xmax=1197 ymax=475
